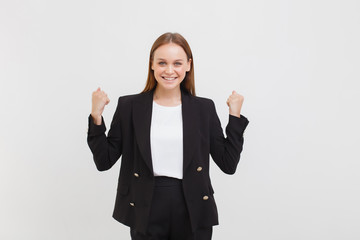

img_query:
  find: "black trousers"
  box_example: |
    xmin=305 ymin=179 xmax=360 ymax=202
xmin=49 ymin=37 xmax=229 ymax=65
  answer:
xmin=130 ymin=176 xmax=212 ymax=240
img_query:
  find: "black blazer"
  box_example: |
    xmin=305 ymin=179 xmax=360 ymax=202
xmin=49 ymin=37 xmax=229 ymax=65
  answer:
xmin=87 ymin=87 xmax=249 ymax=234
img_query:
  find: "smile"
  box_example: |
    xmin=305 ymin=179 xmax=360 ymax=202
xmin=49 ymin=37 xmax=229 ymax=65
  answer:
xmin=162 ymin=77 xmax=177 ymax=81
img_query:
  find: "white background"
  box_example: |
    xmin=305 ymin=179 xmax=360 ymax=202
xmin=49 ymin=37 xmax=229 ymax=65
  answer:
xmin=1 ymin=0 xmax=359 ymax=239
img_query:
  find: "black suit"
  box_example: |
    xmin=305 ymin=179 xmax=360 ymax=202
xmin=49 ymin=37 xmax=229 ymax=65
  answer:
xmin=87 ymin=87 xmax=249 ymax=235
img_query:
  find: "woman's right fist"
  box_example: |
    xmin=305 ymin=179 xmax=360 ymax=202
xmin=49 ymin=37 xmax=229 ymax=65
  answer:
xmin=91 ymin=87 xmax=110 ymax=124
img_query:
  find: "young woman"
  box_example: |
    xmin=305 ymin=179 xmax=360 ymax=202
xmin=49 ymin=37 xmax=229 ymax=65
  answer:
xmin=87 ymin=32 xmax=249 ymax=240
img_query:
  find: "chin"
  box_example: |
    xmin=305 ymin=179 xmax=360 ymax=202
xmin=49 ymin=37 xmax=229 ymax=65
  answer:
xmin=155 ymin=78 xmax=184 ymax=91
xmin=158 ymin=83 xmax=181 ymax=91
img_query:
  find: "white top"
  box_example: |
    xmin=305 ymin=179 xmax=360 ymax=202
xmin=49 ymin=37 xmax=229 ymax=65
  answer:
xmin=150 ymin=100 xmax=183 ymax=179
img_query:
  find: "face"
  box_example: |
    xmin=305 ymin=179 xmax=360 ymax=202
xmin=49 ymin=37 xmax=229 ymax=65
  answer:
xmin=151 ymin=43 xmax=191 ymax=92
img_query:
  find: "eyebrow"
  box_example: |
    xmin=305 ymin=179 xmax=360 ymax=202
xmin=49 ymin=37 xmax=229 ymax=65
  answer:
xmin=156 ymin=58 xmax=184 ymax=61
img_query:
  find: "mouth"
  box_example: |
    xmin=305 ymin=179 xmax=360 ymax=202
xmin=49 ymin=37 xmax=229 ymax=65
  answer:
xmin=162 ymin=76 xmax=177 ymax=81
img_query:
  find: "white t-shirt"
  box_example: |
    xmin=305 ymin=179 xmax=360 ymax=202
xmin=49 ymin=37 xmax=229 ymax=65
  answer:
xmin=150 ymin=100 xmax=183 ymax=179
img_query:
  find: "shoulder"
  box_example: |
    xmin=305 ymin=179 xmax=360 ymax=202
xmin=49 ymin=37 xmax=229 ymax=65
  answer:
xmin=117 ymin=91 xmax=149 ymax=104
xmin=190 ymin=95 xmax=215 ymax=108
xmin=188 ymin=94 xmax=217 ymax=115
xmin=110 ymin=92 xmax=147 ymax=114
xmin=117 ymin=93 xmax=140 ymax=102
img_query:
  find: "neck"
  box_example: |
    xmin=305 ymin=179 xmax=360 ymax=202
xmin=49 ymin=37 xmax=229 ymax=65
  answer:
xmin=153 ymin=86 xmax=182 ymax=105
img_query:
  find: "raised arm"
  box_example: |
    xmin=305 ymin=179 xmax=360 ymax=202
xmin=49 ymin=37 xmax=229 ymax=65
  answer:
xmin=209 ymin=91 xmax=249 ymax=174
xmin=87 ymin=88 xmax=123 ymax=171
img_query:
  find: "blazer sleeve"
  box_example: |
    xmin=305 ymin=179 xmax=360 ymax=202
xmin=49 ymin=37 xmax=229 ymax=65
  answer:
xmin=87 ymin=97 xmax=123 ymax=171
xmin=209 ymin=100 xmax=249 ymax=174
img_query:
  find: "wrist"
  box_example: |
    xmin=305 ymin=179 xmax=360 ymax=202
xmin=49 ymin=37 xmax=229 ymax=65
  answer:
xmin=229 ymin=108 xmax=241 ymax=118
xmin=91 ymin=113 xmax=102 ymax=125
xmin=229 ymin=112 xmax=241 ymax=118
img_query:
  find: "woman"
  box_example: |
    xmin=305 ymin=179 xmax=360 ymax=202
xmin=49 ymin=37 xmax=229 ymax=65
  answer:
xmin=87 ymin=32 xmax=249 ymax=240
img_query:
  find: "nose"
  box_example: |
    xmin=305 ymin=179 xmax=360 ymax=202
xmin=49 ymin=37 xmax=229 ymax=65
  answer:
xmin=165 ymin=65 xmax=174 ymax=74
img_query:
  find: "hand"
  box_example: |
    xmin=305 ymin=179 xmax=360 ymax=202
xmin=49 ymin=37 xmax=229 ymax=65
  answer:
xmin=226 ymin=90 xmax=244 ymax=118
xmin=91 ymin=87 xmax=110 ymax=124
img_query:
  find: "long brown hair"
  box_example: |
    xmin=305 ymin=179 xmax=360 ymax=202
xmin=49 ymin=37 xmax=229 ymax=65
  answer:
xmin=141 ymin=32 xmax=196 ymax=96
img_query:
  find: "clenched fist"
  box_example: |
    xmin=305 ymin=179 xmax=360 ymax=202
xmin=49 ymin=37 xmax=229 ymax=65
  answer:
xmin=91 ymin=87 xmax=110 ymax=125
xmin=226 ymin=90 xmax=244 ymax=118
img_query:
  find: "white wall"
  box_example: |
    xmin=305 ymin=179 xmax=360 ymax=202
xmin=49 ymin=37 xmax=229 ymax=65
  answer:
xmin=1 ymin=0 xmax=359 ymax=239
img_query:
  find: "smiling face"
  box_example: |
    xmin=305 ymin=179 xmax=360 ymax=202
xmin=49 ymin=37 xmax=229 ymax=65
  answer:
xmin=151 ymin=43 xmax=191 ymax=92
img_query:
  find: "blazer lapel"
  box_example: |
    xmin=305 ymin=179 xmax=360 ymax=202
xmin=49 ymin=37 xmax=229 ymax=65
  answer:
xmin=132 ymin=87 xmax=198 ymax=176
xmin=132 ymin=89 xmax=154 ymax=174
xmin=181 ymin=89 xmax=197 ymax=173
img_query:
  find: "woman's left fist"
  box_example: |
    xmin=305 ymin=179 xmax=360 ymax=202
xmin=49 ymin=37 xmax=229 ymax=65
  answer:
xmin=226 ymin=90 xmax=244 ymax=118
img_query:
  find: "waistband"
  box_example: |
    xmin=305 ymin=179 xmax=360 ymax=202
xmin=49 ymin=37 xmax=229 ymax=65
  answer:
xmin=154 ymin=176 xmax=182 ymax=187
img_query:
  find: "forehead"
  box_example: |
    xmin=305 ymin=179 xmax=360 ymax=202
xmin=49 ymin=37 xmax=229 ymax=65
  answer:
xmin=153 ymin=43 xmax=187 ymax=60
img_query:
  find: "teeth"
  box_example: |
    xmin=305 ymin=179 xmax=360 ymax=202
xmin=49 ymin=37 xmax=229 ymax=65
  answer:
xmin=163 ymin=77 xmax=176 ymax=80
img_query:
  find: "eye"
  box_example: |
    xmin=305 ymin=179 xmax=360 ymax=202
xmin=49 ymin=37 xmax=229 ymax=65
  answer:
xmin=175 ymin=62 xmax=182 ymax=66
xmin=158 ymin=62 xmax=166 ymax=65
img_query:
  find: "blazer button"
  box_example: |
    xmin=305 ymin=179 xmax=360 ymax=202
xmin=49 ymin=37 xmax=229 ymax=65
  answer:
xmin=197 ymin=167 xmax=203 ymax=172
xmin=134 ymin=173 xmax=139 ymax=177
xmin=203 ymin=195 xmax=209 ymax=200
xmin=130 ymin=202 xmax=135 ymax=207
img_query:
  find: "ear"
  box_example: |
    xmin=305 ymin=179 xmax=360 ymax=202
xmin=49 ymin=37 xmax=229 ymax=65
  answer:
xmin=186 ymin=58 xmax=192 ymax=72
